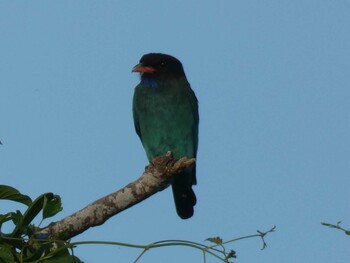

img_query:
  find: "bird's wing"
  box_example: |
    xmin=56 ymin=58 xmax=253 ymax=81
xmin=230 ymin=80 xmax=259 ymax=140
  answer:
xmin=187 ymin=83 xmax=199 ymax=155
xmin=132 ymin=89 xmax=142 ymax=142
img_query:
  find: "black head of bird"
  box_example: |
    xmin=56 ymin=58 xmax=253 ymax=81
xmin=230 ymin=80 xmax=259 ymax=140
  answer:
xmin=132 ymin=53 xmax=186 ymax=79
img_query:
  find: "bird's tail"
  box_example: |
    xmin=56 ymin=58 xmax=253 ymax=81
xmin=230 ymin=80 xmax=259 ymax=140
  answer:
xmin=171 ymin=167 xmax=197 ymax=219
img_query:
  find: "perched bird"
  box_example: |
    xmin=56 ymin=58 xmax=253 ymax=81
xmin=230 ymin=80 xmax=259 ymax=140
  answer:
xmin=132 ymin=53 xmax=199 ymax=219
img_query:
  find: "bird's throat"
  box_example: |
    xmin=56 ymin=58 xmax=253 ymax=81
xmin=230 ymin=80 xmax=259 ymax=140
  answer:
xmin=140 ymin=77 xmax=160 ymax=88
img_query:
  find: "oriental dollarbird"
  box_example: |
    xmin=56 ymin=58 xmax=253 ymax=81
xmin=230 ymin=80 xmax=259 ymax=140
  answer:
xmin=132 ymin=53 xmax=199 ymax=219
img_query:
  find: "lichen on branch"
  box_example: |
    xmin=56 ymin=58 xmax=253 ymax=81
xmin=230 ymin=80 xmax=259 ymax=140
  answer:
xmin=37 ymin=152 xmax=195 ymax=240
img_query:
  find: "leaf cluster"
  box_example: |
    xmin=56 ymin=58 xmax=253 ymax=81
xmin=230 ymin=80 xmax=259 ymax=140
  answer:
xmin=0 ymin=185 xmax=276 ymax=263
xmin=0 ymin=185 xmax=81 ymax=263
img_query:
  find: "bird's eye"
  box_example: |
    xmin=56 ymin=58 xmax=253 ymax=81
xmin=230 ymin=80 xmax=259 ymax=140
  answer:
xmin=160 ymin=61 xmax=166 ymax=67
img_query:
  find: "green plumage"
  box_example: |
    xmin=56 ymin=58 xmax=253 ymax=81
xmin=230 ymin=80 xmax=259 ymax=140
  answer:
xmin=132 ymin=53 xmax=199 ymax=219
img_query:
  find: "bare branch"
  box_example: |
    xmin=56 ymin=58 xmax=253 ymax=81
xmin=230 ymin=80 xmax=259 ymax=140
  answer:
xmin=37 ymin=152 xmax=195 ymax=240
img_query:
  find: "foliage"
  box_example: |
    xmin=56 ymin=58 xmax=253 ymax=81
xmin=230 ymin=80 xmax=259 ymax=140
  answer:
xmin=66 ymin=226 xmax=275 ymax=263
xmin=131 ymin=226 xmax=275 ymax=262
xmin=0 ymin=185 xmax=81 ymax=263
xmin=0 ymin=185 xmax=275 ymax=262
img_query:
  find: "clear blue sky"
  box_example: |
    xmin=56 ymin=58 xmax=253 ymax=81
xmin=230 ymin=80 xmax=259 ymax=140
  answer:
xmin=1 ymin=1 xmax=350 ymax=262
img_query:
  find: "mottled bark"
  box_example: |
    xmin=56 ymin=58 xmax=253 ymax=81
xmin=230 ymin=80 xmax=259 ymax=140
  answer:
xmin=36 ymin=152 xmax=195 ymax=240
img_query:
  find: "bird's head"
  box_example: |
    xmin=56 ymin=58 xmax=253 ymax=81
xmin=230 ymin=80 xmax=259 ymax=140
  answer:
xmin=132 ymin=53 xmax=186 ymax=80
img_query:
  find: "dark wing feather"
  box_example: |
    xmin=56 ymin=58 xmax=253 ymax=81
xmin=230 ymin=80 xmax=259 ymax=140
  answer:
xmin=132 ymin=89 xmax=142 ymax=142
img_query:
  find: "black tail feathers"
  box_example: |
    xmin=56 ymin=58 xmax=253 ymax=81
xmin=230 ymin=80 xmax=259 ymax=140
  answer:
xmin=171 ymin=167 xmax=197 ymax=219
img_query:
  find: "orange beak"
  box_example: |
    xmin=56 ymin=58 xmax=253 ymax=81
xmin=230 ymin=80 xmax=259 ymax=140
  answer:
xmin=132 ymin=63 xmax=156 ymax=73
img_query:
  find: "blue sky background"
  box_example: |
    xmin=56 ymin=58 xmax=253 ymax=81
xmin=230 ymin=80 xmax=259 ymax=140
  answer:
xmin=1 ymin=1 xmax=350 ymax=262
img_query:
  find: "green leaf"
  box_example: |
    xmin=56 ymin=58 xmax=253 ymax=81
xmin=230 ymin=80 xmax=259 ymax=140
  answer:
xmin=0 ymin=211 xmax=23 ymax=234
xmin=22 ymin=193 xmax=54 ymax=226
xmin=23 ymin=242 xmax=54 ymax=262
xmin=43 ymin=195 xmax=63 ymax=220
xmin=225 ymin=249 xmax=237 ymax=260
xmin=0 ymin=185 xmax=32 ymax=206
xmin=27 ymin=245 xmax=82 ymax=263
xmin=10 ymin=193 xmax=54 ymax=238
xmin=0 ymin=212 xmax=15 ymax=225
xmin=39 ymin=254 xmax=82 ymax=263
xmin=206 ymin=236 xmax=223 ymax=245
xmin=9 ymin=211 xmax=24 ymax=226
xmin=0 ymin=243 xmax=16 ymax=263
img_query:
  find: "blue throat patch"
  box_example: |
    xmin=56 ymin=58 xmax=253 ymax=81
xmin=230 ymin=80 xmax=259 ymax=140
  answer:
xmin=140 ymin=77 xmax=160 ymax=88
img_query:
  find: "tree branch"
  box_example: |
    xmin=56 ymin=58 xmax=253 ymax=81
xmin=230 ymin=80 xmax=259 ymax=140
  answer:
xmin=36 ymin=152 xmax=195 ymax=240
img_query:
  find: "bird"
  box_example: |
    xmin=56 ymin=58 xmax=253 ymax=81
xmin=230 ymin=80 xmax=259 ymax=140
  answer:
xmin=132 ymin=53 xmax=199 ymax=219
